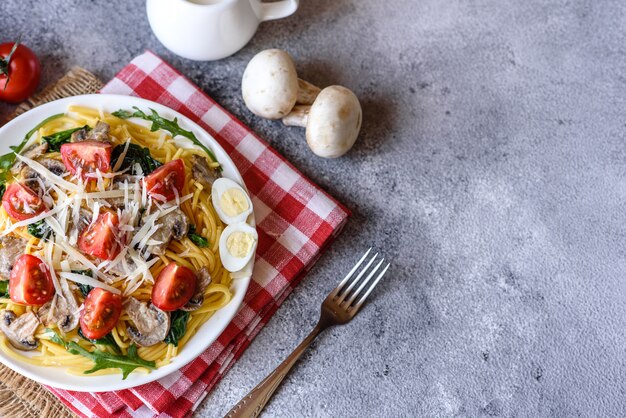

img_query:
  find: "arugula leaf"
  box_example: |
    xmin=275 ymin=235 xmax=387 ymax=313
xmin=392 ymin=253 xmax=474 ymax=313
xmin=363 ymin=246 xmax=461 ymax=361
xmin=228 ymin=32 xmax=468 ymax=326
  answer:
xmin=113 ymin=107 xmax=221 ymax=170
xmin=71 ymin=342 xmax=155 ymax=379
xmin=27 ymin=219 xmax=52 ymax=239
xmin=78 ymin=328 xmax=121 ymax=354
xmin=46 ymin=329 xmax=155 ymax=379
xmin=0 ymin=113 xmax=64 ymax=188
xmin=42 ymin=125 xmax=89 ymax=152
xmin=23 ymin=114 xmax=66 ymax=145
xmin=187 ymin=225 xmax=209 ymax=248
xmin=71 ymin=270 xmax=94 ymax=296
xmin=111 ymin=143 xmax=161 ymax=175
xmin=164 ymin=310 xmax=190 ymax=346
xmin=46 ymin=328 xmax=66 ymax=346
xmin=0 ymin=281 xmax=8 ymax=297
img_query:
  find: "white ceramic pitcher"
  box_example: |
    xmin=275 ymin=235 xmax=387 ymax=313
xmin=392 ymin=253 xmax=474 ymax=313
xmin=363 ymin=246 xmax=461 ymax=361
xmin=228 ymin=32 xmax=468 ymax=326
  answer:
xmin=147 ymin=0 xmax=299 ymax=61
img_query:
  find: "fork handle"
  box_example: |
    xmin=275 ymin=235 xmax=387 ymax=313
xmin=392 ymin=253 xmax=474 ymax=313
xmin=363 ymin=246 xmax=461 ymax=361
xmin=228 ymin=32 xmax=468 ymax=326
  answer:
xmin=224 ymin=323 xmax=326 ymax=418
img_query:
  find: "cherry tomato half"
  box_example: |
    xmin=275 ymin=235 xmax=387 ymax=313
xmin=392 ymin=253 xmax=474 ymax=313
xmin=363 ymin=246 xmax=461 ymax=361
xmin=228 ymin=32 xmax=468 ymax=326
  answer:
xmin=78 ymin=211 xmax=121 ymax=260
xmin=151 ymin=262 xmax=196 ymax=311
xmin=0 ymin=42 xmax=40 ymax=103
xmin=143 ymin=159 xmax=185 ymax=202
xmin=80 ymin=288 xmax=122 ymax=339
xmin=2 ymin=182 xmax=46 ymax=221
xmin=10 ymin=254 xmax=54 ymax=305
xmin=60 ymin=140 xmax=112 ymax=180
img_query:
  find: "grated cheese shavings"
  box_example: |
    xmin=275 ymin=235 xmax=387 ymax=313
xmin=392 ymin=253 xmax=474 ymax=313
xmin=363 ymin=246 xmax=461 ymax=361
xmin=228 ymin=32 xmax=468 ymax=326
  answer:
xmin=55 ymin=240 xmax=112 ymax=283
xmin=59 ymin=272 xmax=121 ymax=295
xmin=44 ymin=242 xmax=62 ymax=295
xmin=1 ymin=200 xmax=71 ymax=236
xmin=112 ymin=139 xmax=131 ymax=172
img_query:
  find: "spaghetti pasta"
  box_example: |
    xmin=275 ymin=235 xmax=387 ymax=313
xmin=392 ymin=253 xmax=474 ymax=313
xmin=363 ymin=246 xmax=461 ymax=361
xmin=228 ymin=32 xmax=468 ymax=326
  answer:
xmin=0 ymin=106 xmax=234 ymax=377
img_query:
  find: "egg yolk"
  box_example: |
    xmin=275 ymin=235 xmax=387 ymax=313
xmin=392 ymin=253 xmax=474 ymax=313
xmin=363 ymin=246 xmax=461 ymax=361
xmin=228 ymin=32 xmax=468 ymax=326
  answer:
xmin=220 ymin=188 xmax=249 ymax=217
xmin=226 ymin=231 xmax=254 ymax=258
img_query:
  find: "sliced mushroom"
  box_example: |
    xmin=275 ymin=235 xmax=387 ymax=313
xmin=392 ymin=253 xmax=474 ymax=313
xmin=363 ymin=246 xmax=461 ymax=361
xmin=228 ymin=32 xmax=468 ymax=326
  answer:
xmin=0 ymin=310 xmax=40 ymax=351
xmin=108 ymin=252 xmax=138 ymax=277
xmin=11 ymin=143 xmax=49 ymax=175
xmin=241 ymin=49 xmax=320 ymax=119
xmin=103 ymin=196 xmax=126 ymax=210
xmin=89 ymin=121 xmax=111 ymax=142
xmin=71 ymin=121 xmax=111 ymax=143
xmin=67 ymin=207 xmax=92 ymax=238
xmin=40 ymin=158 xmax=66 ymax=175
xmin=103 ymin=176 xmax=142 ymax=209
xmin=180 ymin=267 xmax=212 ymax=311
xmin=125 ymin=297 xmax=170 ymax=346
xmin=0 ymin=236 xmax=27 ymax=280
xmin=112 ymin=174 xmax=138 ymax=186
xmin=23 ymin=143 xmax=49 ymax=158
xmin=283 ymin=86 xmax=362 ymax=158
xmin=21 ymin=158 xmax=66 ymax=194
xmin=37 ymin=278 xmax=79 ymax=333
xmin=170 ymin=210 xmax=190 ymax=240
xmin=191 ymin=155 xmax=221 ymax=188
xmin=143 ymin=208 xmax=189 ymax=255
xmin=71 ymin=128 xmax=87 ymax=142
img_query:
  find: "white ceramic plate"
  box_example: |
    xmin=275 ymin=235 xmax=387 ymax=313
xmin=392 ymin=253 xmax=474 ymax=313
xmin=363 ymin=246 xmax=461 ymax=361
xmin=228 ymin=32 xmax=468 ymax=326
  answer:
xmin=0 ymin=94 xmax=253 ymax=392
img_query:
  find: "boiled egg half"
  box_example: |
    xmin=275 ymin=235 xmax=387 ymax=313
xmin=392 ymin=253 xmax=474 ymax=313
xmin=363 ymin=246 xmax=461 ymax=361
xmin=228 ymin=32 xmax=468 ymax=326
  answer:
xmin=212 ymin=178 xmax=253 ymax=225
xmin=219 ymin=222 xmax=258 ymax=272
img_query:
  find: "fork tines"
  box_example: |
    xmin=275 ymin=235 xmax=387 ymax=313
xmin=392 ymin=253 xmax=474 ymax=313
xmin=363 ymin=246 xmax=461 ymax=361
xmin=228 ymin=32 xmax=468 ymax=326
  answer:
xmin=332 ymin=248 xmax=390 ymax=312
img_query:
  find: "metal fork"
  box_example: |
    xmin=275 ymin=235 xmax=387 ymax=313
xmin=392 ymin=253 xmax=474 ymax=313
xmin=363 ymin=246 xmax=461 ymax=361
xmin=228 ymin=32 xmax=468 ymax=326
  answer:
xmin=225 ymin=248 xmax=390 ymax=418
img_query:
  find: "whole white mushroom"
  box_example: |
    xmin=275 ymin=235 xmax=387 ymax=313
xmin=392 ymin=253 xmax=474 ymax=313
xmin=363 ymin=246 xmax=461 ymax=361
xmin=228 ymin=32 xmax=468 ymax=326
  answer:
xmin=283 ymin=85 xmax=362 ymax=158
xmin=241 ymin=49 xmax=320 ymax=119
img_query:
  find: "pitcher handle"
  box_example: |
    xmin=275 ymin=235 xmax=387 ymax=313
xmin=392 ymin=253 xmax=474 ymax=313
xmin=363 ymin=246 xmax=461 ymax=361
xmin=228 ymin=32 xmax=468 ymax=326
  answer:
xmin=257 ymin=0 xmax=299 ymax=22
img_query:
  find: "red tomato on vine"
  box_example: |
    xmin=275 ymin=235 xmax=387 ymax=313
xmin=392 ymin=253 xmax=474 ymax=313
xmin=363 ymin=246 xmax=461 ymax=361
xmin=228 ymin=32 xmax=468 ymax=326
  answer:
xmin=0 ymin=39 xmax=40 ymax=103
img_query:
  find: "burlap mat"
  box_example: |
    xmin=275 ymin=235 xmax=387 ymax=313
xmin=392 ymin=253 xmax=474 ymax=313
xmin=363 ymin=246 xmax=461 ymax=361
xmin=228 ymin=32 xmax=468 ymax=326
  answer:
xmin=0 ymin=66 xmax=104 ymax=418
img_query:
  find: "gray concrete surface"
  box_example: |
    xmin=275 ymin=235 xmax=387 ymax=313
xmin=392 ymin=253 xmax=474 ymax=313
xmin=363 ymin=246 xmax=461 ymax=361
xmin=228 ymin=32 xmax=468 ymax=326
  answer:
xmin=2 ymin=0 xmax=626 ymax=416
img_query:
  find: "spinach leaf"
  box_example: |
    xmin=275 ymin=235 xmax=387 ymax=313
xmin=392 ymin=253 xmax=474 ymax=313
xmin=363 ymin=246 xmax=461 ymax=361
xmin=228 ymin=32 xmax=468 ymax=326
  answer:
xmin=71 ymin=270 xmax=94 ymax=296
xmin=110 ymin=143 xmax=161 ymax=175
xmin=164 ymin=310 xmax=190 ymax=346
xmin=113 ymin=107 xmax=221 ymax=170
xmin=46 ymin=329 xmax=155 ymax=379
xmin=0 ymin=113 xmax=64 ymax=188
xmin=187 ymin=225 xmax=209 ymax=248
xmin=27 ymin=219 xmax=52 ymax=239
xmin=42 ymin=125 xmax=89 ymax=152
xmin=0 ymin=281 xmax=8 ymax=298
xmin=78 ymin=328 xmax=121 ymax=354
xmin=77 ymin=284 xmax=93 ymax=297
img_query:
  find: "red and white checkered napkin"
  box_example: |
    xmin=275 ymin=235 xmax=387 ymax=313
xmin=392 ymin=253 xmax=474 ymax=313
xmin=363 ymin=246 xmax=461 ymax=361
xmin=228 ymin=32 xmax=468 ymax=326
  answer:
xmin=46 ymin=51 xmax=350 ymax=417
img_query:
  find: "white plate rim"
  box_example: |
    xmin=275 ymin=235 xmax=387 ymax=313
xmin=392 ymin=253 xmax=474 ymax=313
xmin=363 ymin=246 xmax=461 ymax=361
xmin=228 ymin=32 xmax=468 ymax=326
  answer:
xmin=0 ymin=94 xmax=253 ymax=392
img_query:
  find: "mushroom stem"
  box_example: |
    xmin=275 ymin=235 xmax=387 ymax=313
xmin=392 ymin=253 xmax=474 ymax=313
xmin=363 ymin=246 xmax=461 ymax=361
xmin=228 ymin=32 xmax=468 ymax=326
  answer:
xmin=296 ymin=79 xmax=321 ymax=105
xmin=282 ymin=105 xmax=311 ymax=127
